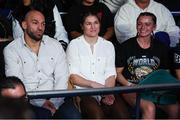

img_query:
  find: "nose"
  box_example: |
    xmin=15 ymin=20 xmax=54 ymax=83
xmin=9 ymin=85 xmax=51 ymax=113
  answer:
xmin=91 ymin=23 xmax=95 ymax=29
xmin=141 ymin=24 xmax=146 ymax=30
xmin=38 ymin=24 xmax=44 ymax=30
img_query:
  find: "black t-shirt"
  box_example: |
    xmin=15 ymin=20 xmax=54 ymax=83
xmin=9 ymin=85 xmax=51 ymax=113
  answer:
xmin=65 ymin=2 xmax=113 ymax=39
xmin=0 ymin=15 xmax=12 ymax=38
xmin=0 ymin=41 xmax=11 ymax=78
xmin=115 ymin=37 xmax=170 ymax=84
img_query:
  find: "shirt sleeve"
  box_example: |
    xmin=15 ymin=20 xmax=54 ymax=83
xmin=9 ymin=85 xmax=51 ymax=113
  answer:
xmin=114 ymin=6 xmax=135 ymax=43
xmin=12 ymin=19 xmax=24 ymax=39
xmin=53 ymin=5 xmax=69 ymax=44
xmin=53 ymin=43 xmax=69 ymax=90
xmin=104 ymin=43 xmax=116 ymax=79
xmin=3 ymin=45 xmax=23 ymax=79
xmin=66 ymin=41 xmax=81 ymax=75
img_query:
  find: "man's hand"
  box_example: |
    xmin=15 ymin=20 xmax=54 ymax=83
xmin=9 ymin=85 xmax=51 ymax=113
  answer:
xmin=42 ymin=100 xmax=56 ymax=114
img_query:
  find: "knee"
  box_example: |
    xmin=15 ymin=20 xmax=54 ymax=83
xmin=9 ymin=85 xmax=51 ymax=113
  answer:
xmin=166 ymin=105 xmax=179 ymax=118
xmin=142 ymin=102 xmax=156 ymax=116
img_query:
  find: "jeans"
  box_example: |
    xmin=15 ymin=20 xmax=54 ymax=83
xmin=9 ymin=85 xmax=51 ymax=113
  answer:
xmin=31 ymin=97 xmax=81 ymax=119
xmin=53 ymin=97 xmax=81 ymax=119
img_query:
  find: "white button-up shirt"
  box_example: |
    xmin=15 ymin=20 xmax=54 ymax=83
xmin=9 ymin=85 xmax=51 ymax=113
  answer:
xmin=66 ymin=35 xmax=116 ymax=89
xmin=4 ymin=35 xmax=69 ymax=108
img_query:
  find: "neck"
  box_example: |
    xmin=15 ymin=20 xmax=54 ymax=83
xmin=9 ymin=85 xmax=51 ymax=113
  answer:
xmin=24 ymin=35 xmax=41 ymax=55
xmin=23 ymin=0 xmax=31 ymax=6
xmin=84 ymin=35 xmax=98 ymax=45
xmin=137 ymin=36 xmax=151 ymax=49
xmin=135 ymin=0 xmax=150 ymax=9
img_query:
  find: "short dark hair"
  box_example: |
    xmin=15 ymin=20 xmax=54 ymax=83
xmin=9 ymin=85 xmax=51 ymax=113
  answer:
xmin=137 ymin=12 xmax=157 ymax=25
xmin=0 ymin=76 xmax=26 ymax=96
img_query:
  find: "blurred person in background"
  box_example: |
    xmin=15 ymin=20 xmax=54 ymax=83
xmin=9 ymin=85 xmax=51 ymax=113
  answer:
xmin=114 ymin=0 xmax=180 ymax=47
xmin=65 ymin=0 xmax=114 ymax=41
xmin=12 ymin=0 xmax=69 ymax=50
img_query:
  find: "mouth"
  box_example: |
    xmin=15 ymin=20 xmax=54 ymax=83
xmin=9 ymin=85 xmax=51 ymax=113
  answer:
xmin=37 ymin=31 xmax=43 ymax=35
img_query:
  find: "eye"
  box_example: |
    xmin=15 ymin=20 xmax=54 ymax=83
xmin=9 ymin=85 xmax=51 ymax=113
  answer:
xmin=42 ymin=22 xmax=45 ymax=26
xmin=94 ymin=21 xmax=99 ymax=25
xmin=86 ymin=22 xmax=91 ymax=25
xmin=32 ymin=21 xmax=38 ymax=24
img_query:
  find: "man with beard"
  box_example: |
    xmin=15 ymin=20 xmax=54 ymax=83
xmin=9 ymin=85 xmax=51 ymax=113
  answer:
xmin=3 ymin=10 xmax=81 ymax=119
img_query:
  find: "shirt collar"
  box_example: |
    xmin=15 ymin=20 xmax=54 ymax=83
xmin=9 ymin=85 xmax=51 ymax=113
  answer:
xmin=81 ymin=35 xmax=101 ymax=46
xmin=21 ymin=35 xmax=46 ymax=48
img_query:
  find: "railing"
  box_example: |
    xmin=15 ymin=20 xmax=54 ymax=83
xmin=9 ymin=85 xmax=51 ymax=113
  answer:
xmin=28 ymin=83 xmax=180 ymax=119
xmin=171 ymin=11 xmax=180 ymax=16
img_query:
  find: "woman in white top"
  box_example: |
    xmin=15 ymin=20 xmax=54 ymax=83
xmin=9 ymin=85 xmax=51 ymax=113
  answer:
xmin=66 ymin=12 xmax=129 ymax=119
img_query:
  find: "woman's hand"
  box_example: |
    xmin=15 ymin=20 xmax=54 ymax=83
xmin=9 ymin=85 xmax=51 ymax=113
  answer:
xmin=101 ymin=94 xmax=115 ymax=105
xmin=42 ymin=100 xmax=56 ymax=114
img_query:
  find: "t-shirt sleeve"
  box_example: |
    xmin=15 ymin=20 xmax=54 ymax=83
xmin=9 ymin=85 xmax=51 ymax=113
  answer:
xmin=173 ymin=45 xmax=180 ymax=69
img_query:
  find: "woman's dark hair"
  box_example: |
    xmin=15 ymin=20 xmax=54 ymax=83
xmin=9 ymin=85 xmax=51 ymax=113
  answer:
xmin=137 ymin=12 xmax=157 ymax=25
xmin=80 ymin=11 xmax=101 ymax=25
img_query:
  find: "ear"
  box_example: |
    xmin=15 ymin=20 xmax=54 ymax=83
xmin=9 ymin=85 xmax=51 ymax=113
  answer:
xmin=21 ymin=21 xmax=27 ymax=30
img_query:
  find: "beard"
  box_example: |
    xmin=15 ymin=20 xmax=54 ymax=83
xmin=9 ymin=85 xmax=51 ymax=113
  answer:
xmin=27 ymin=30 xmax=43 ymax=42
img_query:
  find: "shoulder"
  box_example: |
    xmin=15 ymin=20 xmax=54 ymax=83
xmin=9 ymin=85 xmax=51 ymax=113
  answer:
xmin=100 ymin=37 xmax=113 ymax=46
xmin=97 ymin=37 xmax=115 ymax=52
xmin=121 ymin=37 xmax=136 ymax=47
xmin=69 ymin=36 xmax=82 ymax=44
xmin=150 ymin=0 xmax=170 ymax=11
xmin=153 ymin=39 xmax=169 ymax=50
xmin=43 ymin=35 xmax=63 ymax=49
xmin=4 ymin=38 xmax=21 ymax=50
xmin=115 ymin=1 xmax=133 ymax=18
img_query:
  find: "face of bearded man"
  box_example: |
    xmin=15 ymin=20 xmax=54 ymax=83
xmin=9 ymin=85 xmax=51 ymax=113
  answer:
xmin=23 ymin=10 xmax=45 ymax=42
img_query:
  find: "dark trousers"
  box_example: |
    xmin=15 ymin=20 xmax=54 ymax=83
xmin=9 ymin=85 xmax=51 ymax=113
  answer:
xmin=31 ymin=97 xmax=81 ymax=119
xmin=80 ymin=95 xmax=130 ymax=119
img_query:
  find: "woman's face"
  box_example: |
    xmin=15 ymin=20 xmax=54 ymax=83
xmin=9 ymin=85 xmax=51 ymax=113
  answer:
xmin=137 ymin=16 xmax=156 ymax=38
xmin=82 ymin=15 xmax=100 ymax=37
